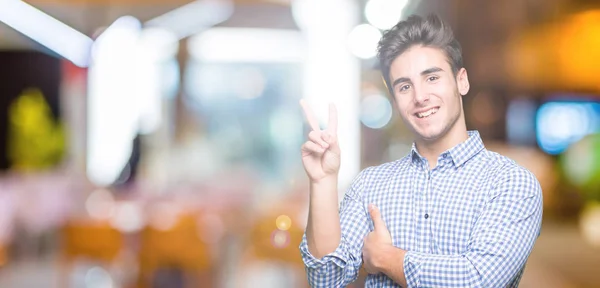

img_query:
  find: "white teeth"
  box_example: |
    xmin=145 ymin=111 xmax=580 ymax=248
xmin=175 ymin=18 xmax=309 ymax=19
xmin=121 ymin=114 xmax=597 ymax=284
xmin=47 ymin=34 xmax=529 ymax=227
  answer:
xmin=417 ymin=108 xmax=438 ymax=118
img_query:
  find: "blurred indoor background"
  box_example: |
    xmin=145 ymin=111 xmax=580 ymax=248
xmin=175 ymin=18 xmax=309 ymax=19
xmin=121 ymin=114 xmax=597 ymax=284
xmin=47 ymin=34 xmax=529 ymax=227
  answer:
xmin=0 ymin=0 xmax=599 ymax=287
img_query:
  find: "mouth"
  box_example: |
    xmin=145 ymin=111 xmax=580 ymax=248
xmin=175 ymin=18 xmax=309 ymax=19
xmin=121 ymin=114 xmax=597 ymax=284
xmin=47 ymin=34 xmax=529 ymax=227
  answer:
xmin=415 ymin=107 xmax=439 ymax=119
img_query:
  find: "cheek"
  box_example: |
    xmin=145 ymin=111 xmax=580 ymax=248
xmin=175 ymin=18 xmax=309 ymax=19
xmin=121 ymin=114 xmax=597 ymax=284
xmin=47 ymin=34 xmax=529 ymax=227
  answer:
xmin=395 ymin=104 xmax=412 ymax=120
xmin=394 ymin=98 xmax=413 ymax=116
xmin=430 ymin=82 xmax=452 ymax=95
xmin=433 ymin=83 xmax=458 ymax=105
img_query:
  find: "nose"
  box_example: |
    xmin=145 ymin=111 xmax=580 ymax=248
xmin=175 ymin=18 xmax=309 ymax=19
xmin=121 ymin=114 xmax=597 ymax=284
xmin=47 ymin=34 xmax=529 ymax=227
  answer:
xmin=413 ymin=85 xmax=430 ymax=105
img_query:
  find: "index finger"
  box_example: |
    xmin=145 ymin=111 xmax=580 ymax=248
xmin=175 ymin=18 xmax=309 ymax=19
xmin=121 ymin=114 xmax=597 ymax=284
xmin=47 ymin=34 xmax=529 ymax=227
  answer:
xmin=300 ymin=99 xmax=320 ymax=131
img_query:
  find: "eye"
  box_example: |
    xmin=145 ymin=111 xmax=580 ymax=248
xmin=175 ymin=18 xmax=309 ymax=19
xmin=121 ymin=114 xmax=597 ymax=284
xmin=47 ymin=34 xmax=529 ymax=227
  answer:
xmin=399 ymin=84 xmax=411 ymax=92
xmin=427 ymin=76 xmax=439 ymax=82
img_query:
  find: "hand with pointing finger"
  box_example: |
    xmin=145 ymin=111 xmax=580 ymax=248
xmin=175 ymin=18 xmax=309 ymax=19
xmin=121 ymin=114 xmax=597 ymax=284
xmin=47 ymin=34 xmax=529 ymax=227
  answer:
xmin=363 ymin=204 xmax=394 ymax=274
xmin=300 ymin=99 xmax=341 ymax=183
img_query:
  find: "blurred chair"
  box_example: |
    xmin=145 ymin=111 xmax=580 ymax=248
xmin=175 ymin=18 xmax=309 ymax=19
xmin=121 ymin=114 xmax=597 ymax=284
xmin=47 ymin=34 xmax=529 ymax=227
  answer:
xmin=241 ymin=185 xmax=367 ymax=288
xmin=249 ymin=213 xmax=304 ymax=266
xmin=137 ymin=212 xmax=214 ymax=288
xmin=0 ymin=244 xmax=7 ymax=268
xmin=60 ymin=220 xmax=124 ymax=287
xmin=236 ymin=209 xmax=307 ymax=288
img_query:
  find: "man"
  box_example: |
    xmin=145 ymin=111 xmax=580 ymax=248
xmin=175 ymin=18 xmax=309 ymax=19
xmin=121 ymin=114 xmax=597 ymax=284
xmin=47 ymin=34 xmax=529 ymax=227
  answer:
xmin=298 ymin=14 xmax=543 ymax=287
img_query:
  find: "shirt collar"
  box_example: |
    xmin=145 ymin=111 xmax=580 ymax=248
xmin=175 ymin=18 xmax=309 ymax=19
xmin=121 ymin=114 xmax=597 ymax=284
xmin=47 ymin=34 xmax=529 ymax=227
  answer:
xmin=410 ymin=130 xmax=485 ymax=168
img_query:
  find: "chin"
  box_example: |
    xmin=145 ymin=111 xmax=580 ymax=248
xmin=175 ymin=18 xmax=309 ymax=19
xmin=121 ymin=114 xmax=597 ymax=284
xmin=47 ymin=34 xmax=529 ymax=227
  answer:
xmin=419 ymin=132 xmax=443 ymax=142
xmin=414 ymin=126 xmax=445 ymax=142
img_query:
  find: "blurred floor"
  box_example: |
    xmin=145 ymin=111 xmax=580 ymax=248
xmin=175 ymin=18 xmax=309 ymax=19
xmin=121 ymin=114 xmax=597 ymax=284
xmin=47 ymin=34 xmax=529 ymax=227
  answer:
xmin=520 ymin=221 xmax=600 ymax=288
xmin=0 ymin=256 xmax=59 ymax=288
xmin=0 ymin=220 xmax=598 ymax=287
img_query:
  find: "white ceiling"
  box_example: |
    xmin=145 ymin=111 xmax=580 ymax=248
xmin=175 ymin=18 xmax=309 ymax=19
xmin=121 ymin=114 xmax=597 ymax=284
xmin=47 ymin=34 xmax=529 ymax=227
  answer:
xmin=0 ymin=3 xmax=199 ymax=50
xmin=0 ymin=1 xmax=304 ymax=51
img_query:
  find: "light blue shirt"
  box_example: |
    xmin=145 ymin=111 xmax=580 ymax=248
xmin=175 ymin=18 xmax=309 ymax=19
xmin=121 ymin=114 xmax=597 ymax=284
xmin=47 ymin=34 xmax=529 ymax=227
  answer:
xmin=300 ymin=131 xmax=543 ymax=287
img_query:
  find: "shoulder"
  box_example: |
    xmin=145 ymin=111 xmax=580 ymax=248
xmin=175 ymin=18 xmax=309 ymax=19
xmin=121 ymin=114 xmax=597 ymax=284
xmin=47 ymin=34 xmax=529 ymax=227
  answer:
xmin=358 ymin=155 xmax=412 ymax=181
xmin=347 ymin=156 xmax=411 ymax=195
xmin=481 ymin=150 xmax=542 ymax=198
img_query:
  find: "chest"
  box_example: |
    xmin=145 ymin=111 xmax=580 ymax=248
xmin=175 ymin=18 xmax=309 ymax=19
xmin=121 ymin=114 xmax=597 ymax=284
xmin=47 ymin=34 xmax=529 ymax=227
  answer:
xmin=365 ymin=164 xmax=491 ymax=254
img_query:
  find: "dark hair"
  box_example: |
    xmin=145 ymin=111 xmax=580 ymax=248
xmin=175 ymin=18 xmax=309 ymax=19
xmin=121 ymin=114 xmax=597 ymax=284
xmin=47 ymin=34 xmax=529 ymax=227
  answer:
xmin=377 ymin=14 xmax=463 ymax=94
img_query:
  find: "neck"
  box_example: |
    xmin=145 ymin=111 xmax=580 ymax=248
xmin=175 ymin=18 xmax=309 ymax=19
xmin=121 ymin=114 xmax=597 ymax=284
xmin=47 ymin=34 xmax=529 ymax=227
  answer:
xmin=416 ymin=119 xmax=469 ymax=169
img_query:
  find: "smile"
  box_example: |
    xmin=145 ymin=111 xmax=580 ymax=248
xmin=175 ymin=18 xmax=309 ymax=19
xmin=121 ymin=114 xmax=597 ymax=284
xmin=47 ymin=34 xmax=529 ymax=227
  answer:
xmin=415 ymin=107 xmax=438 ymax=119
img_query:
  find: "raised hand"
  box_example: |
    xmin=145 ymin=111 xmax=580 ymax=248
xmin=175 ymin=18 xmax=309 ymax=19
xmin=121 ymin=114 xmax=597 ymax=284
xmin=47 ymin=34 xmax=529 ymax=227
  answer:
xmin=300 ymin=99 xmax=341 ymax=183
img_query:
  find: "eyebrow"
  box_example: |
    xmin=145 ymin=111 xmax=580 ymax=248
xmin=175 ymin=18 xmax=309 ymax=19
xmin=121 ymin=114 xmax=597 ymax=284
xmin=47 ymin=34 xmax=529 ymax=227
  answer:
xmin=391 ymin=66 xmax=445 ymax=88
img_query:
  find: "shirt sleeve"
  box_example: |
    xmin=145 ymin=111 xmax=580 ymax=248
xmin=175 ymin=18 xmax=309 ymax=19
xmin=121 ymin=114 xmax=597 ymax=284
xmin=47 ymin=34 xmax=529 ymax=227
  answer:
xmin=299 ymin=169 xmax=372 ymax=288
xmin=403 ymin=165 xmax=543 ymax=288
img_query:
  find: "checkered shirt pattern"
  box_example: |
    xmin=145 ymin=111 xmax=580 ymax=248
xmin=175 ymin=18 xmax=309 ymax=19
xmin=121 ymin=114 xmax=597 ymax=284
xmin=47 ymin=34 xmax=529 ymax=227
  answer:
xmin=299 ymin=131 xmax=543 ymax=287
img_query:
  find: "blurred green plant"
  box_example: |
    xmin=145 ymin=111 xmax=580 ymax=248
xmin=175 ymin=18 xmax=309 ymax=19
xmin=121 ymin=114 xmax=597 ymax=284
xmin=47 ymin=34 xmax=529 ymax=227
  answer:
xmin=560 ymin=133 xmax=600 ymax=202
xmin=7 ymin=88 xmax=66 ymax=171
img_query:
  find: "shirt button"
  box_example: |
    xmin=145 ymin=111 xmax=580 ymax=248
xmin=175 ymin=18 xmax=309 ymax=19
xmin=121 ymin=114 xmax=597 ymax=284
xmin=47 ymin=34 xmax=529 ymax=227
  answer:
xmin=424 ymin=213 xmax=429 ymax=219
xmin=442 ymin=153 xmax=448 ymax=158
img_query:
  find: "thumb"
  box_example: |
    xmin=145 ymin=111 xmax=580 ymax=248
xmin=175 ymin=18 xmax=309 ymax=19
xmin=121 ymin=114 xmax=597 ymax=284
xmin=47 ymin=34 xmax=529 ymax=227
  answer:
xmin=369 ymin=204 xmax=386 ymax=231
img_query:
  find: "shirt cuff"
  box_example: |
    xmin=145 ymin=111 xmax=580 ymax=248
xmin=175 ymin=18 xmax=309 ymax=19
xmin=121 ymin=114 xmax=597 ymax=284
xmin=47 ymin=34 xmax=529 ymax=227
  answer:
xmin=299 ymin=233 xmax=349 ymax=272
xmin=403 ymin=251 xmax=423 ymax=288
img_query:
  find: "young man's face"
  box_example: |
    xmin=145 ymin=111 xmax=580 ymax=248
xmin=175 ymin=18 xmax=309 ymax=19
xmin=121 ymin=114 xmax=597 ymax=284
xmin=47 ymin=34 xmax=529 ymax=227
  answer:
xmin=388 ymin=45 xmax=469 ymax=142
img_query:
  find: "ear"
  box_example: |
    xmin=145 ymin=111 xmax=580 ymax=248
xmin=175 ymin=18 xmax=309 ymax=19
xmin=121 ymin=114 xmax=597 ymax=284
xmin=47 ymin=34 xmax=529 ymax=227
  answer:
xmin=456 ymin=68 xmax=470 ymax=96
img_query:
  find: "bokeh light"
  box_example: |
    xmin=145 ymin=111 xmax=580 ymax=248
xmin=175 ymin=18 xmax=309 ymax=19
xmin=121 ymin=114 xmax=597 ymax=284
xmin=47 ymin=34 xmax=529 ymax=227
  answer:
xmin=109 ymin=201 xmax=144 ymax=233
xmin=275 ymin=215 xmax=292 ymax=231
xmin=85 ymin=266 xmax=113 ymax=288
xmin=364 ymin=0 xmax=409 ymax=30
xmin=148 ymin=202 xmax=180 ymax=231
xmin=536 ymin=101 xmax=600 ymax=155
xmin=85 ymin=189 xmax=115 ymax=220
xmin=563 ymin=135 xmax=596 ymax=186
xmin=271 ymin=230 xmax=290 ymax=249
xmin=580 ymin=202 xmax=600 ymax=248
xmin=561 ymin=134 xmax=600 ymax=201
xmin=347 ymin=24 xmax=382 ymax=59
xmin=360 ymin=93 xmax=393 ymax=129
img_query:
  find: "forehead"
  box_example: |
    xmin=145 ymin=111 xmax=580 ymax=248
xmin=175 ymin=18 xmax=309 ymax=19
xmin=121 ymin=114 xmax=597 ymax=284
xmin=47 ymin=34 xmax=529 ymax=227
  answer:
xmin=389 ymin=45 xmax=451 ymax=80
